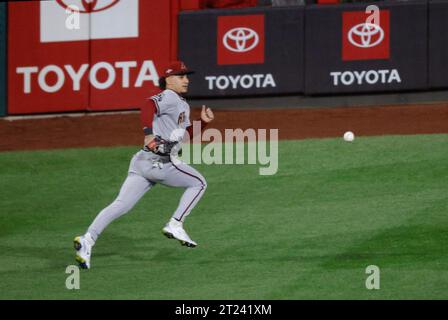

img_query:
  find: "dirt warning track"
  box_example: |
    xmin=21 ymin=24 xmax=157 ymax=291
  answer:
xmin=0 ymin=103 xmax=447 ymax=152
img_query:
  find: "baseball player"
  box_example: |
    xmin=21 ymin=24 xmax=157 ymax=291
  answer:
xmin=74 ymin=61 xmax=215 ymax=269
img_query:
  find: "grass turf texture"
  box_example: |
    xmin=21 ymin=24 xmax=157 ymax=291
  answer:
xmin=0 ymin=134 xmax=447 ymax=299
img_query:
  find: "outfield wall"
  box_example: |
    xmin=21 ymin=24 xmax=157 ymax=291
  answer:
xmin=180 ymin=0 xmax=437 ymax=97
xmin=304 ymin=1 xmax=427 ymax=94
xmin=0 ymin=3 xmax=6 ymax=117
xmin=7 ymin=0 xmax=178 ymax=115
xmin=179 ymin=6 xmax=305 ymax=97
xmin=2 ymin=0 xmax=448 ymax=116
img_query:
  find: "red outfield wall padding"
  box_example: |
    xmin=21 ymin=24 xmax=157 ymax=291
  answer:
xmin=8 ymin=0 xmax=175 ymax=114
xmin=0 ymin=3 xmax=7 ymax=117
xmin=180 ymin=0 xmax=205 ymax=11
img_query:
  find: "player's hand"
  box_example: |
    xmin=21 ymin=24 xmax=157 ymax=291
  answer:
xmin=144 ymin=134 xmax=155 ymax=149
xmin=201 ymin=105 xmax=214 ymax=123
xmin=145 ymin=135 xmax=178 ymax=155
xmin=145 ymin=135 xmax=159 ymax=152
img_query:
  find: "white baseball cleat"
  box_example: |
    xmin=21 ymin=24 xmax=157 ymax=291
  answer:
xmin=162 ymin=218 xmax=197 ymax=248
xmin=74 ymin=235 xmax=93 ymax=269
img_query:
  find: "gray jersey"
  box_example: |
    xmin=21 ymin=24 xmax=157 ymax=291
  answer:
xmin=150 ymin=89 xmax=191 ymax=143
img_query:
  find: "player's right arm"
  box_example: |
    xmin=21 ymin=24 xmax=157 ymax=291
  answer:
xmin=186 ymin=105 xmax=215 ymax=137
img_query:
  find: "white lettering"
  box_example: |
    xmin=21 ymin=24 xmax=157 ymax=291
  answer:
xmin=341 ymin=71 xmax=355 ymax=85
xmin=205 ymin=76 xmax=216 ymax=90
xmin=263 ymin=74 xmax=276 ymax=88
xmin=15 ymin=60 xmax=159 ymax=94
xmin=258 ymin=129 xmax=278 ymax=176
xmin=378 ymin=69 xmax=388 ymax=83
xmin=365 ymin=265 xmax=380 ymax=290
xmin=201 ymin=128 xmax=223 ymax=165
xmin=65 ymin=64 xmax=88 ymax=91
xmin=65 ymin=265 xmax=80 ymax=290
xmin=205 ymin=74 xmax=277 ymax=90
xmin=89 ymin=62 xmax=115 ymax=90
xmin=330 ymin=72 xmax=341 ymax=86
xmin=240 ymin=75 xmax=254 ymax=89
xmin=65 ymin=5 xmax=80 ymax=30
xmin=353 ymin=70 xmax=366 ymax=85
xmin=135 ymin=60 xmax=159 ymax=87
xmin=16 ymin=67 xmax=38 ymax=94
xmin=389 ymin=69 xmax=402 ymax=83
xmin=179 ymin=126 xmax=279 ymax=176
xmin=38 ymin=65 xmax=65 ymax=93
xmin=253 ymin=74 xmax=263 ymax=88
xmin=366 ymin=5 xmax=380 ymax=26
xmin=365 ymin=70 xmax=379 ymax=84
xmin=175 ymin=304 xmax=210 ymax=317
xmin=330 ymin=69 xmax=402 ymax=86
xmin=228 ymin=75 xmax=241 ymax=89
xmin=216 ymin=76 xmax=229 ymax=90
xmin=115 ymin=61 xmax=137 ymax=88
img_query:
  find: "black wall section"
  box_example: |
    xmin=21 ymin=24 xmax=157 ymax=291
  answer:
xmin=305 ymin=1 xmax=428 ymax=94
xmin=428 ymin=0 xmax=448 ymax=88
xmin=179 ymin=7 xmax=305 ymax=97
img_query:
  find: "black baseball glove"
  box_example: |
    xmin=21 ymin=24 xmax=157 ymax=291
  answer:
xmin=146 ymin=136 xmax=178 ymax=156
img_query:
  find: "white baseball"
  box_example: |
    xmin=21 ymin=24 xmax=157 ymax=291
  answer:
xmin=343 ymin=131 xmax=355 ymax=142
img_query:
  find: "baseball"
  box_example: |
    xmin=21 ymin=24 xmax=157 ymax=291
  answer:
xmin=343 ymin=131 xmax=355 ymax=142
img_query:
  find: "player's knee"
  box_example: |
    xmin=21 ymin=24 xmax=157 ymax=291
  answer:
xmin=199 ymin=177 xmax=207 ymax=190
xmin=192 ymin=178 xmax=206 ymax=191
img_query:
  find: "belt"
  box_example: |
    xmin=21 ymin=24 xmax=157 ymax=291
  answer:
xmin=138 ymin=149 xmax=171 ymax=163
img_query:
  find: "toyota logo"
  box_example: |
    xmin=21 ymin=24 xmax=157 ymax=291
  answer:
xmin=348 ymin=23 xmax=384 ymax=48
xmin=56 ymin=0 xmax=120 ymax=13
xmin=223 ymin=27 xmax=259 ymax=53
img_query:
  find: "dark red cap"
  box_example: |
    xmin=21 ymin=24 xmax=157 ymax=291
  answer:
xmin=162 ymin=61 xmax=194 ymax=78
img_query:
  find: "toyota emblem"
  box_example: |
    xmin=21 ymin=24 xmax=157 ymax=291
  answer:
xmin=348 ymin=23 xmax=384 ymax=48
xmin=223 ymin=27 xmax=259 ymax=53
xmin=56 ymin=0 xmax=120 ymax=13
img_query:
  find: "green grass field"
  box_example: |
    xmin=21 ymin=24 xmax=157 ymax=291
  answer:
xmin=1 ymin=134 xmax=447 ymax=299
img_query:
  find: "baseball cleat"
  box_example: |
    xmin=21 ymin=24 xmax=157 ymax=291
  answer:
xmin=74 ymin=235 xmax=92 ymax=269
xmin=162 ymin=218 xmax=197 ymax=248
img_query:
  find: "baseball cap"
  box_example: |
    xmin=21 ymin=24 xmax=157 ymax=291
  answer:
xmin=162 ymin=61 xmax=195 ymax=78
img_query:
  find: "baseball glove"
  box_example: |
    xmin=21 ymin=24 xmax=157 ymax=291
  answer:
xmin=146 ymin=136 xmax=178 ymax=156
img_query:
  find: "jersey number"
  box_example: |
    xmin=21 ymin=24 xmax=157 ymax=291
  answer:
xmin=178 ymin=112 xmax=185 ymax=125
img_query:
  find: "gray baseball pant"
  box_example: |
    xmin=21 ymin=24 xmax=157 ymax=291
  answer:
xmin=86 ymin=150 xmax=207 ymax=242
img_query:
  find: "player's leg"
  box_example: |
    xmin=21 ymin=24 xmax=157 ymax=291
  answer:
xmin=158 ymin=162 xmax=207 ymax=247
xmin=166 ymin=162 xmax=207 ymax=222
xmin=87 ymin=173 xmax=154 ymax=241
xmin=75 ymin=173 xmax=154 ymax=268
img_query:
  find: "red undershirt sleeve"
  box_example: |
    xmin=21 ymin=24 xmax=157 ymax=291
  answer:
xmin=140 ymin=99 xmax=156 ymax=135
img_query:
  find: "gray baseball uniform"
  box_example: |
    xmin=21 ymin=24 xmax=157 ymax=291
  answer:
xmin=86 ymin=89 xmax=207 ymax=242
